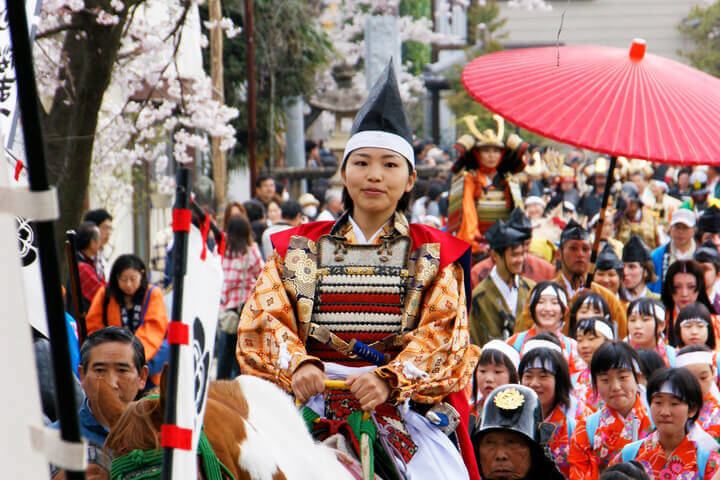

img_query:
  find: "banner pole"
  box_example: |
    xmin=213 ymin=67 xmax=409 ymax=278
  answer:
xmin=6 ymin=2 xmax=85 ymax=479
xmin=162 ymin=167 xmax=191 ymax=479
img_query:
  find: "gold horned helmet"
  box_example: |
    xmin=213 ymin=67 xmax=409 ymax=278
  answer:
xmin=462 ymin=114 xmax=505 ymax=148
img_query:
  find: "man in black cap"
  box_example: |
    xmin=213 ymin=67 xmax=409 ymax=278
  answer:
xmin=695 ymin=240 xmax=720 ymax=314
xmin=470 ymin=208 xmax=556 ymax=288
xmin=515 ymin=219 xmax=628 ymax=338
xmin=470 ymin=220 xmax=535 ymax=345
xmin=622 ymin=235 xmax=659 ymax=302
xmin=697 ymin=205 xmax=720 ymax=252
xmin=474 ymin=385 xmax=564 ymax=480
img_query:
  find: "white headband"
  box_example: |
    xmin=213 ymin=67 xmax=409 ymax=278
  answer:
xmin=527 ymin=356 xmax=558 ymax=374
xmin=658 ymin=380 xmax=681 ymax=398
xmin=679 ymin=317 xmax=709 ymax=327
xmin=594 ymin=321 xmax=615 ymax=340
xmin=538 ymin=285 xmax=567 ymax=308
xmin=630 ymin=303 xmax=666 ymax=321
xmin=483 ymin=340 xmax=521 ymax=369
xmin=342 ymin=131 xmax=415 ymax=167
xmin=676 ymin=351 xmax=714 ymax=368
xmin=523 ymin=339 xmax=562 ymax=355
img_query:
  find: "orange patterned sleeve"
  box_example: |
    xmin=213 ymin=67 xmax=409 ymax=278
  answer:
xmin=236 ymin=253 xmax=322 ymax=392
xmin=568 ymin=416 xmax=598 ymax=480
xmin=376 ymin=263 xmax=481 ymax=404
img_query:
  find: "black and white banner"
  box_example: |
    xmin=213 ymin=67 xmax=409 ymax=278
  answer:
xmin=172 ymin=224 xmax=223 ymax=478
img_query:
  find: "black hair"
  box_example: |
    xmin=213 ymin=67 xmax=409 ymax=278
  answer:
xmin=471 ymin=348 xmax=519 ymax=407
xmin=75 ymin=221 xmax=99 ymax=251
xmin=255 ymin=174 xmax=274 ymax=189
xmin=674 ymin=302 xmax=716 ymax=350
xmin=80 ymin=326 xmax=146 ymax=373
xmin=340 ymin=156 xmax=414 ymax=215
xmin=243 ymin=199 xmax=266 ymax=223
xmin=590 ymin=341 xmax=640 ymax=390
xmin=280 ymin=200 xmax=303 ymax=221
xmin=600 ymin=462 xmax=651 ymax=480
xmin=519 ymin=346 xmax=571 ymax=412
xmin=83 ymin=208 xmax=113 ymax=226
xmin=568 ymin=291 xmax=610 ymax=336
xmin=571 ymin=315 xmax=614 ymax=341
xmin=662 ymin=260 xmax=716 ymax=345
xmin=646 ymin=367 xmax=703 ymax=427
xmin=636 ymin=349 xmax=666 ymax=383
xmin=678 ymin=344 xmax=714 ymax=356
xmin=627 ymin=297 xmax=665 ymax=342
xmin=103 ymin=254 xmax=148 ymax=323
xmin=225 ymin=216 xmax=252 ymax=256
xmin=528 ymin=281 xmax=568 ymax=325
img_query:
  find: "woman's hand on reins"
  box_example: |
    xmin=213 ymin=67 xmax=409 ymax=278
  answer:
xmin=291 ymin=363 xmax=327 ymax=404
xmin=347 ymin=372 xmax=390 ymax=411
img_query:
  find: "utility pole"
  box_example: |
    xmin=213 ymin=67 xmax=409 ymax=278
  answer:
xmin=209 ymin=0 xmax=227 ymax=213
xmin=244 ymin=0 xmax=257 ymax=191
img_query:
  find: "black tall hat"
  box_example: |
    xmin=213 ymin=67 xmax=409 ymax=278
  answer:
xmin=596 ymin=243 xmax=623 ymax=271
xmin=651 ymin=165 xmax=669 ymax=182
xmin=560 ymin=219 xmax=588 ymax=245
xmin=486 ymin=220 xmax=527 ymax=252
xmin=698 ymin=206 xmax=720 ymax=234
xmin=508 ymin=208 xmax=532 ymax=240
xmin=622 ymin=235 xmax=652 ymax=263
xmin=342 ymin=60 xmax=414 ymax=167
xmin=694 ymin=240 xmax=720 ymax=266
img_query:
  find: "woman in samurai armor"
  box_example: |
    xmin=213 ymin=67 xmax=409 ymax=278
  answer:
xmin=236 ymin=62 xmax=480 ymax=480
xmin=449 ymin=115 xmax=530 ymax=256
xmin=610 ymin=368 xmax=720 ymax=479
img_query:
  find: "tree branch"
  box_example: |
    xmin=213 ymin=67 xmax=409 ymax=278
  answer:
xmin=36 ymin=22 xmax=86 ymax=40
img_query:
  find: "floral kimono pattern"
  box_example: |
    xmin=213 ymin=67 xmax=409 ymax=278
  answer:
xmin=572 ymin=368 xmax=604 ymax=413
xmin=507 ymin=326 xmax=586 ymax=373
xmin=568 ymin=395 xmax=652 ymax=480
xmin=610 ymin=431 xmax=720 ymax=480
xmin=699 ymin=386 xmax=720 ymax=440
xmin=545 ymin=398 xmax=591 ymax=478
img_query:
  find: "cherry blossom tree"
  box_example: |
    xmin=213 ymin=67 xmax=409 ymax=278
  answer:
xmin=34 ymin=0 xmax=238 ymax=251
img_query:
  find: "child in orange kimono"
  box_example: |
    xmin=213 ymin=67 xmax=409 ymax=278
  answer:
xmin=568 ymin=342 xmax=653 ymax=480
xmin=677 ymin=345 xmax=720 ymax=440
xmin=626 ymin=298 xmax=677 ymax=367
xmin=570 ymin=316 xmax=615 ymax=412
xmin=519 ymin=341 xmax=589 ymax=478
xmin=611 ymin=368 xmax=720 ymax=479
xmin=508 ymin=281 xmax=585 ymax=374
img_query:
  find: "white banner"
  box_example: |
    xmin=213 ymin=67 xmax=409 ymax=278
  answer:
xmin=0 ymin=0 xmax=48 ymax=335
xmin=171 ymin=224 xmax=223 ymax=478
xmin=0 ymin=127 xmax=51 ymax=478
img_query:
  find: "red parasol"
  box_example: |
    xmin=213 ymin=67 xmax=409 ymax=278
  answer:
xmin=462 ymin=39 xmax=720 ymax=166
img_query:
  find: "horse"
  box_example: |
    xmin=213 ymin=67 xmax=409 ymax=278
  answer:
xmin=102 ymin=373 xmax=360 ymax=480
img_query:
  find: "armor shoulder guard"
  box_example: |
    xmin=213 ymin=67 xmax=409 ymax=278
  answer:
xmin=271 ymin=221 xmax=334 ymax=258
xmin=409 ymin=223 xmax=470 ymax=270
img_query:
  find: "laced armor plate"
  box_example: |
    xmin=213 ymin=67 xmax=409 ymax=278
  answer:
xmin=307 ymin=234 xmax=411 ymax=365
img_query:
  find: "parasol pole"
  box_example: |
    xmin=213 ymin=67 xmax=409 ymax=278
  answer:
xmin=586 ymin=156 xmax=617 ymax=288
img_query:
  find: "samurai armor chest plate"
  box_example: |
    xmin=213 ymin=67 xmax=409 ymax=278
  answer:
xmin=308 ymin=235 xmax=411 ymax=364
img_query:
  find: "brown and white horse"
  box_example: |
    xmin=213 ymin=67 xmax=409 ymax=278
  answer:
xmin=103 ymin=374 xmax=359 ymax=480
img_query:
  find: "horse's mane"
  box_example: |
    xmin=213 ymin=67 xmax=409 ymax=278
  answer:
xmin=105 ymin=397 xmax=163 ymax=456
